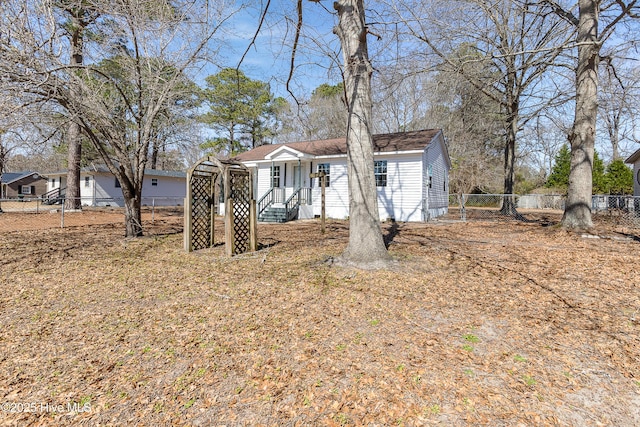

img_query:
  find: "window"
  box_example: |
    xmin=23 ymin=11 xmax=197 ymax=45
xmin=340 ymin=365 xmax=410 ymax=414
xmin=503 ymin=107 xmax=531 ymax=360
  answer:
xmin=20 ymin=185 xmax=32 ymax=194
xmin=84 ymin=176 xmax=90 ymax=187
xmin=151 ymin=178 xmax=158 ymax=187
xmin=115 ymin=178 xmax=121 ymax=188
xmin=374 ymin=160 xmax=387 ymax=187
xmin=317 ymin=163 xmax=330 ymax=187
xmin=50 ymin=178 xmax=55 ymax=185
xmin=270 ymin=166 xmax=280 ymax=188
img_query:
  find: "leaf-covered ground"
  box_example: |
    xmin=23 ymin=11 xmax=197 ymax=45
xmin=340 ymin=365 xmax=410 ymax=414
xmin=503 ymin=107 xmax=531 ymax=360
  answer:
xmin=0 ymin=215 xmax=639 ymax=426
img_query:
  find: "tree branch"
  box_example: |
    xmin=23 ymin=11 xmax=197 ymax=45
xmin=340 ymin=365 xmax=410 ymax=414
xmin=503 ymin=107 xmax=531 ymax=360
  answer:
xmin=237 ymin=0 xmax=272 ymax=70
xmin=286 ymin=0 xmax=304 ymax=103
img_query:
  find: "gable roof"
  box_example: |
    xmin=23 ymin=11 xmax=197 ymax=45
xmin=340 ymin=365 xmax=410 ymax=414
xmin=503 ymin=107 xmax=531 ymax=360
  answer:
xmin=625 ymin=148 xmax=640 ymax=164
xmin=47 ymin=165 xmax=185 ymax=178
xmin=0 ymin=171 xmax=43 ymax=184
xmin=234 ymin=129 xmax=443 ymax=162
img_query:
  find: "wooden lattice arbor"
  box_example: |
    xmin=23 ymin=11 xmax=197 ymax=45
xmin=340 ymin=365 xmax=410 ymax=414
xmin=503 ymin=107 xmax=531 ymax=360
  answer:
xmin=184 ymin=156 xmax=257 ymax=256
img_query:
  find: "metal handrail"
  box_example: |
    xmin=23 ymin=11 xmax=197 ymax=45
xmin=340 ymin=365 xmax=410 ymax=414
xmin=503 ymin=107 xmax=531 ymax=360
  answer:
xmin=257 ymin=188 xmax=274 ymax=216
xmin=41 ymin=186 xmax=66 ymax=205
xmin=284 ymin=188 xmax=302 ymax=221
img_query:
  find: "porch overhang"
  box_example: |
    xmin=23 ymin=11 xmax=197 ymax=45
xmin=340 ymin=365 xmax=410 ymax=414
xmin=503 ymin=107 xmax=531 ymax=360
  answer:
xmin=265 ymin=145 xmax=314 ymax=161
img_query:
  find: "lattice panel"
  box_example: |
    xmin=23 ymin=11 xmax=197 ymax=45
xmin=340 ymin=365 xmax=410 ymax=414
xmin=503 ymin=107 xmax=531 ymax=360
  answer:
xmin=190 ymin=174 xmax=215 ymax=251
xmin=230 ymin=171 xmax=250 ymax=255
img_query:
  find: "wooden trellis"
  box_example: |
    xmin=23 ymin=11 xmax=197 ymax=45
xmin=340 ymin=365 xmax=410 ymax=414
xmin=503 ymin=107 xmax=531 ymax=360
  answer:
xmin=184 ymin=156 xmax=257 ymax=256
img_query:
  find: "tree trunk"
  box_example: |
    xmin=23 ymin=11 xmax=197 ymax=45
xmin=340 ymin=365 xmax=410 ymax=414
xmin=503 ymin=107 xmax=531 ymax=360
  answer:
xmin=562 ymin=0 xmax=598 ymax=230
xmin=501 ymin=107 xmax=518 ymax=215
xmin=0 ymin=142 xmax=5 ymax=211
xmin=334 ymin=0 xmax=391 ymax=268
xmin=608 ymin=122 xmax=620 ymax=160
xmin=122 ymin=185 xmax=143 ymax=237
xmin=151 ymin=137 xmax=159 ymax=169
xmin=64 ymin=15 xmax=84 ymax=211
xmin=65 ymin=121 xmax=82 ymax=210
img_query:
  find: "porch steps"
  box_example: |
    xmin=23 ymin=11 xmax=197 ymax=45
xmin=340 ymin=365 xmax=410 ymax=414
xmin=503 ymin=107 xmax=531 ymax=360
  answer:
xmin=42 ymin=187 xmax=66 ymax=205
xmin=259 ymin=205 xmax=289 ymax=223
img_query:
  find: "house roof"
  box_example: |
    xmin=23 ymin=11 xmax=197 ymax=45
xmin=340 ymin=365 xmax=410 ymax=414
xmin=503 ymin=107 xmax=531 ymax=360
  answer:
xmin=48 ymin=166 xmax=185 ymax=178
xmin=625 ymin=148 xmax=640 ymax=164
xmin=0 ymin=171 xmax=44 ymax=185
xmin=233 ymin=129 xmax=443 ymax=162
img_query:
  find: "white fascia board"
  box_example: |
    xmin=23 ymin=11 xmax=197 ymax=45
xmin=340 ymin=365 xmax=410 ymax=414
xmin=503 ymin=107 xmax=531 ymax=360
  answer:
xmin=265 ymin=145 xmax=310 ymax=160
xmin=313 ymin=154 xmax=347 ymax=160
xmin=374 ymin=150 xmax=425 ymax=156
xmin=313 ymin=150 xmax=424 ymax=160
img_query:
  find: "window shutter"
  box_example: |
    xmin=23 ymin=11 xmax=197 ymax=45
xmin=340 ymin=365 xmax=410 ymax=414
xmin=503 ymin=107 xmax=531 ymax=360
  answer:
xmin=31 ymin=186 xmax=36 ymax=196
xmin=18 ymin=185 xmax=22 ymax=194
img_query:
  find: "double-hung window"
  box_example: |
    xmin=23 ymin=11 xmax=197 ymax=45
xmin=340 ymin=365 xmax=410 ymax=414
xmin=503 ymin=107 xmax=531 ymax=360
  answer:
xmin=317 ymin=163 xmax=330 ymax=187
xmin=270 ymin=166 xmax=281 ymax=188
xmin=374 ymin=160 xmax=387 ymax=187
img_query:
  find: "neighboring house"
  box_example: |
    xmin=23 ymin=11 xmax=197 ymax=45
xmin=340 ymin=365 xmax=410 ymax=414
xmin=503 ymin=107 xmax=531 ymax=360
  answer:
xmin=46 ymin=166 xmax=186 ymax=206
xmin=625 ymin=149 xmax=640 ymax=196
xmin=0 ymin=171 xmax=48 ymax=199
xmin=234 ymin=129 xmax=451 ymax=222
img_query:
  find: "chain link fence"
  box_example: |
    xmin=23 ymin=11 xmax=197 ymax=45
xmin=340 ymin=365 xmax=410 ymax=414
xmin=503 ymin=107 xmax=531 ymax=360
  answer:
xmin=0 ymin=197 xmax=184 ymax=233
xmin=447 ymin=194 xmax=640 ymax=228
xmin=3 ymin=194 xmax=640 ymax=232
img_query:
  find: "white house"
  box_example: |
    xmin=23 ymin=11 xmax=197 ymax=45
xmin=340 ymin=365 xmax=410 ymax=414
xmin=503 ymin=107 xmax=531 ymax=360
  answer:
xmin=234 ymin=129 xmax=451 ymax=222
xmin=625 ymin=148 xmax=640 ymax=196
xmin=46 ymin=165 xmax=186 ymax=206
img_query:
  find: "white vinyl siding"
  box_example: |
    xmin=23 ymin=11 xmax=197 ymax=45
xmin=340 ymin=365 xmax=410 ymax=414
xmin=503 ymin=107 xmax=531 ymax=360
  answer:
xmin=246 ymin=132 xmax=450 ymax=222
xmin=256 ymin=165 xmax=273 ymax=202
xmin=376 ymin=154 xmax=424 ymax=222
xmin=312 ymin=160 xmax=349 ymax=219
xmin=423 ymin=134 xmax=450 ymax=219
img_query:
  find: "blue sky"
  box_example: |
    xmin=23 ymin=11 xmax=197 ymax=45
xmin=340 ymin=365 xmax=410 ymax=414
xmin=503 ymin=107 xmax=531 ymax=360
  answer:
xmin=204 ymin=1 xmax=343 ymax=100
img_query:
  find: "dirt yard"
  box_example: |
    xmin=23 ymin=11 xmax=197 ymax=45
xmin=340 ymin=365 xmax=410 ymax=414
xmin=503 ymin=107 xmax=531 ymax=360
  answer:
xmin=0 ymin=215 xmax=639 ymax=426
xmin=0 ymin=207 xmax=184 ymax=233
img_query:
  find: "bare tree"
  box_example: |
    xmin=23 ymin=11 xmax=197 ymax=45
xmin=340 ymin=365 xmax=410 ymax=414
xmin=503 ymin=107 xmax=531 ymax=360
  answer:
xmin=56 ymin=1 xmax=100 ymax=210
xmin=598 ymin=59 xmax=640 ymax=160
xmin=388 ymin=0 xmax=574 ymax=213
xmin=245 ymin=0 xmax=391 ymax=267
xmin=303 ymin=82 xmax=347 ymax=140
xmin=414 ymin=62 xmax=506 ymax=194
xmin=1 ymin=0 xmax=237 ymax=236
xmin=542 ymin=0 xmax=639 ymax=228
xmin=333 ymin=0 xmax=391 ymax=267
xmin=372 ymin=69 xmax=430 ymax=134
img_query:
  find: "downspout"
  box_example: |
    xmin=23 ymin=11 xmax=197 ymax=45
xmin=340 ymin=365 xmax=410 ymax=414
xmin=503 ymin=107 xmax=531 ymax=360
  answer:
xmin=423 ymin=144 xmax=434 ymax=222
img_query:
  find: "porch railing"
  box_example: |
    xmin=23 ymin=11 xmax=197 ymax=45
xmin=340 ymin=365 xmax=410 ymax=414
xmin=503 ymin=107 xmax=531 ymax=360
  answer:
xmin=42 ymin=186 xmax=66 ymax=205
xmin=257 ymin=187 xmax=286 ymax=216
xmin=284 ymin=188 xmax=302 ymax=221
xmin=258 ymin=187 xmax=311 ymax=220
xmin=257 ymin=188 xmax=273 ymax=216
xmin=299 ymin=187 xmax=312 ymax=205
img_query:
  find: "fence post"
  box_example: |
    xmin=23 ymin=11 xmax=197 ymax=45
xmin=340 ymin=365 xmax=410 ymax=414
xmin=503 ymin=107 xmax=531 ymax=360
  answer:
xmin=61 ymin=200 xmax=65 ymax=228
